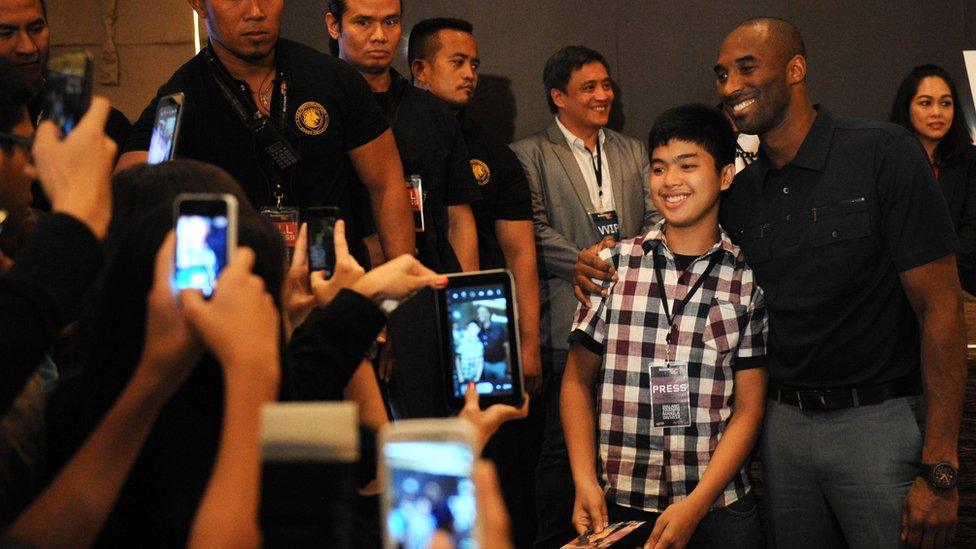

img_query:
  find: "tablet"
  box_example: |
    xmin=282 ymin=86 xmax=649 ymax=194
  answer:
xmin=436 ymin=269 xmax=524 ymax=409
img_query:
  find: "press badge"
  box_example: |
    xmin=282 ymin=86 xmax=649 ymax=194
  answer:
xmin=406 ymin=175 xmax=425 ymax=232
xmin=649 ymin=362 xmax=691 ymax=428
xmin=591 ymin=210 xmax=620 ymax=241
xmin=260 ymin=206 xmax=300 ymax=263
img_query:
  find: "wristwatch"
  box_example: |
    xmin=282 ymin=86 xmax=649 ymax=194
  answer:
xmin=917 ymin=462 xmax=958 ymax=490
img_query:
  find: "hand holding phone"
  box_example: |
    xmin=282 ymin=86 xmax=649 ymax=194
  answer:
xmin=174 ymin=194 xmax=238 ymax=298
xmin=30 ymin=96 xmax=115 ymax=239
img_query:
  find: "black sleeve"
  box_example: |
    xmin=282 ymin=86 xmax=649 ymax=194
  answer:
xmin=568 ymin=329 xmax=604 ymax=356
xmin=0 ymin=214 xmax=102 ymax=413
xmin=952 ymin=149 xmax=976 ymax=272
xmin=121 ymin=95 xmax=161 ymax=154
xmin=444 ymin=116 xmax=481 ymax=206
xmin=285 ymin=289 xmax=386 ymax=401
xmin=490 ymin=144 xmax=533 ymax=221
xmin=105 ymin=107 xmax=132 ymax=156
xmin=877 ymin=132 xmax=958 ymax=271
xmin=335 ymin=62 xmax=389 ymax=151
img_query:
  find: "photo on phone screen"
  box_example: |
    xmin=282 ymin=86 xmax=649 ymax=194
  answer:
xmin=439 ymin=271 xmax=523 ymax=408
xmin=447 ymin=284 xmax=514 ymax=398
xmin=148 ymin=93 xmax=184 ymax=165
xmin=306 ymin=207 xmax=339 ymax=278
xmin=41 ymin=52 xmax=93 ymax=135
xmin=383 ymin=438 xmax=476 ymax=549
xmin=174 ymin=195 xmax=237 ymax=298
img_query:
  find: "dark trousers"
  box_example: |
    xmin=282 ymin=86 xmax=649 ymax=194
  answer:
xmin=605 ymin=491 xmax=764 ymax=548
xmin=533 ymin=348 xmax=576 ymax=549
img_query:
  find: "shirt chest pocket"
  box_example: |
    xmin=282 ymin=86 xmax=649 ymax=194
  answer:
xmin=701 ymin=299 xmax=750 ymax=354
xmin=807 ymin=196 xmax=871 ymax=247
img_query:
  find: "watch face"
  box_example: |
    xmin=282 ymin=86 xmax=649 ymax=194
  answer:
xmin=932 ymin=463 xmax=958 ymax=489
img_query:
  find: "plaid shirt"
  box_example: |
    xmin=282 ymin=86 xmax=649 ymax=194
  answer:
xmin=570 ymin=221 xmax=767 ymax=512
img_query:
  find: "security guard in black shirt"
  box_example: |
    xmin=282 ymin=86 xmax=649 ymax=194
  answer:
xmin=410 ymin=17 xmax=545 ymax=549
xmin=119 ymin=0 xmax=415 ymax=264
xmin=326 ymin=0 xmax=480 ymax=274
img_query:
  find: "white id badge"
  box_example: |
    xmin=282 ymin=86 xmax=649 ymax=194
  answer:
xmin=649 ymin=362 xmax=691 ymax=428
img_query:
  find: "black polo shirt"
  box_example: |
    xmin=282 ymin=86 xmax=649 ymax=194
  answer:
xmin=366 ymin=70 xmax=480 ymax=272
xmin=123 ymin=39 xmax=388 ymax=262
xmin=458 ymin=111 xmax=533 ymax=269
xmin=720 ymin=107 xmax=957 ymax=388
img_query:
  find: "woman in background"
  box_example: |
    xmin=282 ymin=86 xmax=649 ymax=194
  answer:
xmin=891 ymin=64 xmax=976 ymax=293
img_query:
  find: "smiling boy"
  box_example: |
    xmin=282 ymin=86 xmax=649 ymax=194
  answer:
xmin=562 ymin=104 xmax=767 ymax=548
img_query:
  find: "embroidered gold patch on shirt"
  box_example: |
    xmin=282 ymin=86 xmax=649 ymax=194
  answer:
xmin=470 ymin=159 xmax=491 ymax=186
xmin=295 ymin=101 xmax=328 ymax=135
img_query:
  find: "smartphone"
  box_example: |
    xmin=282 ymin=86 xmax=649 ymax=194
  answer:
xmin=379 ymin=419 xmax=480 ymax=549
xmin=173 ymin=193 xmax=238 ymax=298
xmin=437 ymin=269 xmax=524 ymax=409
xmin=306 ymin=206 xmax=339 ymax=279
xmin=147 ymin=93 xmax=185 ymax=165
xmin=41 ymin=51 xmax=93 ymax=135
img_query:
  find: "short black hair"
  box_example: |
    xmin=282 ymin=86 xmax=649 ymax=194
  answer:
xmin=889 ymin=64 xmax=973 ymax=167
xmin=326 ymin=0 xmax=404 ymax=57
xmin=648 ymin=104 xmax=736 ymax=171
xmin=542 ymin=46 xmax=609 ymax=114
xmin=407 ymin=17 xmax=473 ymax=68
xmin=0 ymin=60 xmax=32 ymax=153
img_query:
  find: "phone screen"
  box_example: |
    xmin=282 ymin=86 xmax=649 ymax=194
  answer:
xmin=148 ymin=97 xmax=182 ymax=164
xmin=42 ymin=52 xmax=92 ymax=135
xmin=384 ymin=440 xmax=476 ymax=549
xmin=446 ymin=284 xmax=516 ymax=399
xmin=175 ymin=203 xmax=230 ymax=298
xmin=306 ymin=209 xmax=338 ymax=278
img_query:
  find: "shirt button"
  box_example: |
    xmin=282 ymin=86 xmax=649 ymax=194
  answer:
xmin=832 ymin=230 xmax=839 ymax=238
xmin=782 ymin=187 xmax=790 ymax=194
xmin=785 ymin=214 xmax=792 ymax=221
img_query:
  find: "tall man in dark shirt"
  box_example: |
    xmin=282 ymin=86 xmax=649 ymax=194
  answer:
xmin=326 ymin=0 xmax=479 ymax=273
xmin=575 ymin=16 xmax=965 ymax=549
xmin=715 ymin=18 xmax=964 ymax=548
xmin=118 ymin=0 xmax=414 ymax=264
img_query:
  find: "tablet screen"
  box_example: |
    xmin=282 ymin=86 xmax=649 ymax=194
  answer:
xmin=446 ymin=283 xmax=515 ymax=398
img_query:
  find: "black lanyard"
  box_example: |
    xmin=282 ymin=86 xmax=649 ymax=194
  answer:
xmin=652 ymin=248 xmax=722 ymax=361
xmin=589 ymin=138 xmax=603 ymax=196
xmin=205 ymin=45 xmax=289 ymax=131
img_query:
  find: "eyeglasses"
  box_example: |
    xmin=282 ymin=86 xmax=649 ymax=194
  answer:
xmin=0 ymin=131 xmax=33 ymax=151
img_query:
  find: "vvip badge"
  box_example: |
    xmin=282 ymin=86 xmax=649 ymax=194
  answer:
xmin=406 ymin=175 xmax=425 ymax=232
xmin=649 ymin=363 xmax=691 ymax=428
xmin=591 ymin=210 xmax=620 ymax=241
xmin=260 ymin=206 xmax=300 ymax=263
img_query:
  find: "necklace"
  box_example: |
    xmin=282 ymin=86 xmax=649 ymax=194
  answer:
xmin=257 ymin=69 xmax=275 ymax=110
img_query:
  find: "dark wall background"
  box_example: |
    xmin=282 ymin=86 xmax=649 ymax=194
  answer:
xmin=282 ymin=0 xmax=976 ymax=144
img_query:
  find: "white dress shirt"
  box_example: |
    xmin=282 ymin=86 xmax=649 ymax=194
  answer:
xmin=555 ymin=116 xmax=615 ymax=212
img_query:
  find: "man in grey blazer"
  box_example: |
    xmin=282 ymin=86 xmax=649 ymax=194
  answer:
xmin=511 ymin=45 xmax=659 ymax=548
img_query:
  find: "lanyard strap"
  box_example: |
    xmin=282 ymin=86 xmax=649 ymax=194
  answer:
xmin=653 ymin=248 xmax=722 ymax=361
xmin=589 ymin=138 xmax=603 ymax=190
xmin=205 ymin=44 xmax=289 ymax=130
